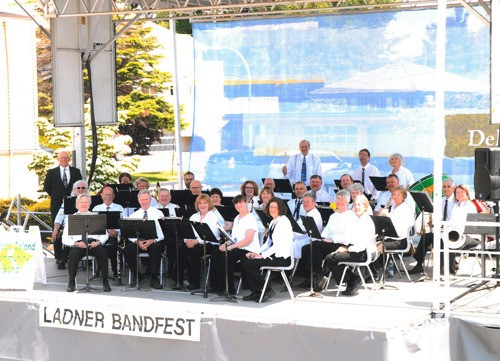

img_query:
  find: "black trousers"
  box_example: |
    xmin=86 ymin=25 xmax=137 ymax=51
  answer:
xmin=123 ymin=240 xmax=165 ymax=278
xmin=178 ymin=243 xmax=217 ymax=285
xmin=104 ymin=236 xmax=118 ymax=275
xmin=323 ymin=250 xmax=367 ymax=286
xmin=67 ymin=245 xmax=109 ymax=281
xmin=241 ymin=256 xmax=290 ymax=293
xmin=209 ymin=247 xmax=249 ymax=293
xmin=301 ymin=241 xmax=344 ymax=277
xmin=54 ymin=233 xmax=70 ymax=263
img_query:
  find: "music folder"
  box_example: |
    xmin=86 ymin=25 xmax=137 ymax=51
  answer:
xmin=217 ymin=223 xmax=234 ymax=244
xmin=215 ymin=205 xmax=238 ymax=222
xmin=370 ymin=215 xmax=398 ymax=238
xmin=255 ymin=209 xmax=273 ymax=229
xmin=300 ymin=215 xmax=323 ymax=240
xmin=369 ymin=176 xmax=388 ymax=192
xmin=286 ymin=214 xmax=306 ymax=234
xmin=118 ymin=219 xmax=157 ymax=240
xmin=97 ymin=211 xmax=121 ymax=229
xmin=67 ymin=214 xmax=107 ymax=236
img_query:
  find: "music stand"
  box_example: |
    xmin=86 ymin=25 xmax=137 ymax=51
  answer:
xmin=273 ymin=179 xmax=294 ymax=194
xmin=210 ymin=224 xmax=238 ymax=303
xmin=97 ymin=211 xmax=123 ymax=285
xmin=297 ymin=215 xmax=325 ymax=299
xmin=190 ymin=221 xmax=219 ymax=298
xmin=67 ymin=214 xmax=107 ymax=293
xmin=176 ymin=207 xmax=197 ymax=220
xmin=158 ymin=218 xmax=195 ymax=291
xmin=255 ymin=209 xmax=273 ymax=229
xmin=410 ymin=191 xmax=434 ymax=280
xmin=369 ymin=176 xmax=388 ymax=193
xmin=316 ymin=207 xmax=334 ymax=227
xmin=63 ymin=197 xmax=77 ymax=215
xmin=114 ymin=189 xmax=139 ymax=217
xmin=286 ymin=214 xmax=306 ymax=234
xmin=221 ymin=197 xmax=234 ymax=207
xmin=215 ymin=205 xmax=238 ymax=223
xmin=370 ymin=215 xmax=398 ymax=290
xmin=171 ymin=190 xmax=197 ymax=209
xmin=119 ymin=219 xmax=157 ymax=292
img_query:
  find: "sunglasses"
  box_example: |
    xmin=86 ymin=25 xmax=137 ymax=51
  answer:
xmin=76 ymin=187 xmax=87 ymax=190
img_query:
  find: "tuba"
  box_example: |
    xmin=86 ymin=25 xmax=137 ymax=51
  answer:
xmin=444 ymin=226 xmax=466 ymax=249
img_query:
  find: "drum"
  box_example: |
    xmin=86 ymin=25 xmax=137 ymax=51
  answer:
xmin=408 ymin=174 xmax=449 ymax=199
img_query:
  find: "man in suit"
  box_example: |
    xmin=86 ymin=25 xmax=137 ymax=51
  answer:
xmin=44 ymin=151 xmax=83 ymax=225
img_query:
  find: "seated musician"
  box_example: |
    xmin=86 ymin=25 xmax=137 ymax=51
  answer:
xmin=123 ymin=190 xmax=165 ymax=289
xmin=118 ymin=172 xmax=133 ymax=184
xmin=287 ymin=181 xmax=307 ymax=220
xmin=134 ymin=177 xmax=158 ymax=207
xmin=91 ymin=186 xmax=125 ymax=278
xmin=347 ymin=183 xmax=373 ymax=215
xmin=309 ymin=175 xmax=334 ymax=203
xmin=62 ymin=194 xmax=111 ymax=292
xmin=292 ymin=191 xmax=323 ymax=260
xmin=155 ymin=188 xmax=178 ymax=279
xmin=209 ymin=188 xmax=232 ymax=231
xmin=209 ymin=195 xmax=260 ymax=295
xmin=374 ymin=174 xmax=415 ymax=215
xmin=241 ymin=180 xmax=260 ymax=211
xmin=253 ymin=186 xmax=275 ymax=244
xmin=322 ymin=195 xmax=376 ymax=296
xmin=301 ymin=189 xmax=357 ymax=291
xmin=241 ymin=198 xmax=293 ymax=302
xmin=52 ymin=180 xmax=89 ymax=270
xmin=178 ymin=194 xmax=220 ymax=290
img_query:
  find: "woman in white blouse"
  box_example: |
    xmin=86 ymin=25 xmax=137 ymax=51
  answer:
xmin=389 ymin=153 xmax=415 ymax=189
xmin=242 ymin=198 xmax=293 ymax=302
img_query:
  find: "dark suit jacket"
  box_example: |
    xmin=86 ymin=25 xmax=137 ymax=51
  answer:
xmin=43 ymin=166 xmax=83 ymax=223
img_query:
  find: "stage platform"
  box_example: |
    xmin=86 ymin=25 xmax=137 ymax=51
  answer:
xmin=1 ymin=255 xmax=500 ymax=361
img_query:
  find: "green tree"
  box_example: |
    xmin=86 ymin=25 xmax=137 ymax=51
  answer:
xmin=116 ymin=23 xmax=176 ymax=155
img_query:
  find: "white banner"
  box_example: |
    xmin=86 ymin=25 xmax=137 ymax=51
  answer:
xmin=0 ymin=226 xmax=43 ymax=291
xmin=39 ymin=302 xmax=201 ymax=341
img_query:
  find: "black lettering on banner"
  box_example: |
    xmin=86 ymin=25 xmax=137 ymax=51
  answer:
xmin=112 ymin=313 xmax=122 ymax=330
xmin=62 ymin=309 xmax=73 ymax=325
xmin=132 ymin=315 xmax=142 ymax=332
xmin=185 ymin=319 xmax=195 ymax=336
xmin=95 ymin=312 xmax=105 ymax=328
xmin=53 ymin=308 xmax=61 ymax=324
xmin=43 ymin=307 xmax=52 ymax=323
xmin=163 ymin=318 xmax=174 ymax=334
xmin=122 ymin=314 xmax=131 ymax=331
xmin=154 ymin=317 xmax=164 ymax=334
xmin=175 ymin=318 xmax=184 ymax=336
xmin=84 ymin=310 xmax=94 ymax=327
xmin=74 ymin=309 xmax=85 ymax=326
xmin=144 ymin=316 xmax=154 ymax=333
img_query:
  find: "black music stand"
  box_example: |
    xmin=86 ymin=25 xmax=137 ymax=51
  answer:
xmin=286 ymin=214 xmax=306 ymax=234
xmin=316 ymin=207 xmax=334 ymax=227
xmin=410 ymin=191 xmax=434 ymax=280
xmin=255 ymin=209 xmax=273 ymax=229
xmin=215 ymin=205 xmax=238 ymax=223
xmin=171 ymin=190 xmax=197 ymax=209
xmin=190 ymin=221 xmax=219 ymax=298
xmin=67 ymin=214 xmax=107 ymax=293
xmin=221 ymin=197 xmax=234 ymax=207
xmin=210 ymin=224 xmax=238 ymax=303
xmin=158 ymin=218 xmax=195 ymax=291
xmin=273 ymin=179 xmax=294 ymax=195
xmin=114 ymin=189 xmax=139 ymax=217
xmin=370 ymin=215 xmax=398 ymax=290
xmin=97 ymin=211 xmax=123 ymax=285
xmin=370 ymin=177 xmax=388 ymax=193
xmin=297 ymin=215 xmax=325 ymax=299
xmin=119 ymin=219 xmax=157 ymax=292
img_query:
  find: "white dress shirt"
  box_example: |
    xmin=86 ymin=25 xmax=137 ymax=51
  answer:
xmin=392 ymin=166 xmax=415 ymax=189
xmin=127 ymin=206 xmax=165 ymax=243
xmin=292 ymin=207 xmax=324 ymax=258
xmin=321 ymin=209 xmax=357 ymax=245
xmin=285 ymin=153 xmax=322 ymax=186
xmin=352 ymin=162 xmax=380 ymax=198
xmin=232 ymin=212 xmax=260 ymax=253
xmin=259 ymin=215 xmax=293 ymax=259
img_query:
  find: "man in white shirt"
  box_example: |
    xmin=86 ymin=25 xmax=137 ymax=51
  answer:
xmin=292 ymin=192 xmax=324 ymax=260
xmin=374 ymin=174 xmax=416 ymax=214
xmin=309 ymin=175 xmax=334 ymax=203
xmin=282 ymin=140 xmax=322 ymax=186
xmin=92 ymin=186 xmax=125 ymax=278
xmin=123 ymin=190 xmax=165 ymax=289
xmin=352 ymin=148 xmax=380 ymax=199
xmin=287 ymin=181 xmax=307 ymax=220
xmin=156 ymin=188 xmax=178 ymax=217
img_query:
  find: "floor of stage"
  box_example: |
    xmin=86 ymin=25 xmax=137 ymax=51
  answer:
xmin=4 ymin=252 xmax=500 ymax=333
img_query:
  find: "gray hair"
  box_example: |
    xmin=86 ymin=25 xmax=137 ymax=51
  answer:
xmin=390 ymin=153 xmax=404 ymax=165
xmin=348 ymin=183 xmax=365 ymax=194
xmin=137 ymin=189 xmax=151 ymax=199
xmin=336 ymin=189 xmax=351 ymax=203
xmin=71 ymin=180 xmax=88 ymax=196
xmin=303 ymin=191 xmax=317 ymax=202
xmin=75 ymin=193 xmax=91 ymax=206
xmin=443 ymin=177 xmax=454 ymax=186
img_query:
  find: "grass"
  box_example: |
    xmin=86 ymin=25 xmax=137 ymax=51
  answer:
xmin=131 ymin=171 xmax=178 ymax=183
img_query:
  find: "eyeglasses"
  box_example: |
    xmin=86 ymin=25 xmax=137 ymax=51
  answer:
xmin=245 ymin=186 xmax=255 ymax=190
xmin=76 ymin=187 xmax=86 ymax=190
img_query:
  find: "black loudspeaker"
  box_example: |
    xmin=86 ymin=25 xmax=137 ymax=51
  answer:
xmin=474 ymin=148 xmax=500 ymax=200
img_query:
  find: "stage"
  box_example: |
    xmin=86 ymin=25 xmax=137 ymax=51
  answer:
xmin=1 ymin=255 xmax=500 ymax=361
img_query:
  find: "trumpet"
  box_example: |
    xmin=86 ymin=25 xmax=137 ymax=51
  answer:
xmin=443 ymin=226 xmax=466 ymax=250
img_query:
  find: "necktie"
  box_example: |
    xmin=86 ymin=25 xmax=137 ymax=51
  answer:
xmin=361 ymin=167 xmax=365 ymax=186
xmin=301 ymin=156 xmax=307 ymax=182
xmin=143 ymin=210 xmax=148 ymax=221
xmin=294 ymin=199 xmax=302 ymax=220
xmin=62 ymin=168 xmax=68 ymax=188
xmin=106 ymin=206 xmax=110 ymax=211
xmin=443 ymin=199 xmax=448 ymax=221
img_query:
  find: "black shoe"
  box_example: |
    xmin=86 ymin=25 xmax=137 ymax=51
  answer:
xmin=313 ymin=277 xmax=328 ymax=292
xmin=150 ymin=277 xmax=162 ymax=290
xmin=186 ymin=283 xmax=200 ymax=291
xmin=67 ymin=280 xmax=75 ymax=292
xmin=57 ymin=261 xmax=66 ymax=270
xmin=409 ymin=264 xmax=423 ymax=275
xmin=342 ymin=277 xmax=361 ymax=296
xmin=242 ymin=291 xmax=260 ymax=301
xmin=296 ymin=279 xmax=313 ymax=290
xmin=257 ymin=288 xmax=275 ymax=303
xmin=102 ymin=278 xmax=111 ymax=292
